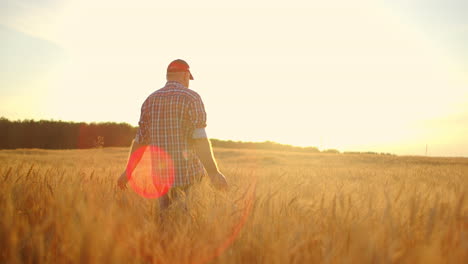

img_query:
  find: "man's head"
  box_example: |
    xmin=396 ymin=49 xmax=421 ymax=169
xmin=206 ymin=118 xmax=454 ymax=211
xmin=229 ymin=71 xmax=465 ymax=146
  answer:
xmin=166 ymin=59 xmax=194 ymax=88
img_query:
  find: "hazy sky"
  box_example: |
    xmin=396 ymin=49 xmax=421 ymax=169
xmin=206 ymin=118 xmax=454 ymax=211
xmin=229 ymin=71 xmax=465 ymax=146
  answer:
xmin=1 ymin=0 xmax=467 ymax=156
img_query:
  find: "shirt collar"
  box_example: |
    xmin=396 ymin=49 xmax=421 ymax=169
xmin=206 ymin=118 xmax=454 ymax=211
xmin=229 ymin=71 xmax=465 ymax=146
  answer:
xmin=165 ymin=81 xmax=188 ymax=89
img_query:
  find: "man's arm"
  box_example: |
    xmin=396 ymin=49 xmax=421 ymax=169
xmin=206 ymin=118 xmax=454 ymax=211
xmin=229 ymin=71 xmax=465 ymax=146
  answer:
xmin=193 ymin=137 xmax=219 ymax=174
xmin=119 ymin=100 xmax=150 ymax=189
xmin=125 ymin=139 xmax=146 ymax=172
xmin=189 ymin=95 xmax=227 ymax=190
xmin=117 ymin=139 xmax=146 ymax=189
xmin=193 ymin=136 xmax=228 ymax=190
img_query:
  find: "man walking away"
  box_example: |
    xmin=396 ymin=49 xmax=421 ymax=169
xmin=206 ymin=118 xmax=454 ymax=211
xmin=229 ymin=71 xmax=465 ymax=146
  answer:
xmin=117 ymin=59 xmax=228 ymax=215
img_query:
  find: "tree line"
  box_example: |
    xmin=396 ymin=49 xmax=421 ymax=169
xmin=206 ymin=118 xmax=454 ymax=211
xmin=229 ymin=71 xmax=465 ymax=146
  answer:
xmin=0 ymin=118 xmax=136 ymax=149
xmin=209 ymin=139 xmax=320 ymax=153
xmin=0 ymin=118 xmax=326 ymax=153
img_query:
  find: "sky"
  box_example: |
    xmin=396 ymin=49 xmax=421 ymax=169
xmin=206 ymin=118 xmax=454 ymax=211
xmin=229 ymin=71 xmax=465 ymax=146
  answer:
xmin=1 ymin=0 xmax=467 ymax=157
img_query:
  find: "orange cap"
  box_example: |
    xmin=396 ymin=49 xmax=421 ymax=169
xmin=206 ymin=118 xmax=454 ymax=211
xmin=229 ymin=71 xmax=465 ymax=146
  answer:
xmin=167 ymin=59 xmax=194 ymax=80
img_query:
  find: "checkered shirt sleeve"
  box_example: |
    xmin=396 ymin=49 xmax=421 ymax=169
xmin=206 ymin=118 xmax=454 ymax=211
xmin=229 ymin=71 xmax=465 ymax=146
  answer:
xmin=135 ymin=101 xmax=150 ymax=145
xmin=189 ymin=94 xmax=207 ymax=129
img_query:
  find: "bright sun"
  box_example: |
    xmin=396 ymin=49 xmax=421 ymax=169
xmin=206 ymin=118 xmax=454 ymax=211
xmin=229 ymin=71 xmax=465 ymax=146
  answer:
xmin=2 ymin=0 xmax=468 ymax=156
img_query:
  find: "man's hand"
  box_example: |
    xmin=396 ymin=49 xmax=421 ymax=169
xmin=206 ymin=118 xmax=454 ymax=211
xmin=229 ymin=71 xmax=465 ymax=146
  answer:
xmin=208 ymin=171 xmax=229 ymax=191
xmin=117 ymin=171 xmax=129 ymax=190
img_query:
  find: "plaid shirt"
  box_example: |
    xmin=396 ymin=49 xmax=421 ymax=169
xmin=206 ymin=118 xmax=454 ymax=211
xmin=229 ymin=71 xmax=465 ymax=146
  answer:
xmin=135 ymin=81 xmax=207 ymax=186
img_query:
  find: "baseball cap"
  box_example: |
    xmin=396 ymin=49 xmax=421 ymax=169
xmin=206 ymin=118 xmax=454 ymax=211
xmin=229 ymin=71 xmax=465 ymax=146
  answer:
xmin=167 ymin=59 xmax=194 ymax=80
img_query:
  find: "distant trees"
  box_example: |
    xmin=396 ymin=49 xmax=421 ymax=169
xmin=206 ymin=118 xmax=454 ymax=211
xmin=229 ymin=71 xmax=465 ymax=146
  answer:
xmin=343 ymin=151 xmax=394 ymax=156
xmin=209 ymin=139 xmax=320 ymax=154
xmin=322 ymin=149 xmax=340 ymax=154
xmin=0 ymin=117 xmax=136 ymax=149
xmin=0 ymin=117 xmax=329 ymax=154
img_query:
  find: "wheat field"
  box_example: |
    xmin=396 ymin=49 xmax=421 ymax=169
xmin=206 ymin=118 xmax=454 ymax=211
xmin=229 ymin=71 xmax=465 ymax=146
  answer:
xmin=0 ymin=148 xmax=467 ymax=264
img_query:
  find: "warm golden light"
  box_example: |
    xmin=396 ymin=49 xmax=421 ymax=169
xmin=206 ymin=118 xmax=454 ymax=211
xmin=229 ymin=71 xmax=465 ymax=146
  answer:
xmin=1 ymin=0 xmax=467 ymax=156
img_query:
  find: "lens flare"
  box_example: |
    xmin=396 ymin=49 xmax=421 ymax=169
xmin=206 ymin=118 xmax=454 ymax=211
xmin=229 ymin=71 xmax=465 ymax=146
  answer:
xmin=126 ymin=145 xmax=175 ymax=199
xmin=121 ymin=148 xmax=260 ymax=264
xmin=195 ymin=176 xmax=257 ymax=264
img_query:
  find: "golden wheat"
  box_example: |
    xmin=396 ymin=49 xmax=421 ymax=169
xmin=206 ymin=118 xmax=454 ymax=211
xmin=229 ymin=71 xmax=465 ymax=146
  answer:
xmin=0 ymin=148 xmax=467 ymax=263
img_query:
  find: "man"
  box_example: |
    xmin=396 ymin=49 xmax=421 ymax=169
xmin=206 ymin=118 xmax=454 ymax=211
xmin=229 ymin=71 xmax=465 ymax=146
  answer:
xmin=117 ymin=59 xmax=228 ymax=212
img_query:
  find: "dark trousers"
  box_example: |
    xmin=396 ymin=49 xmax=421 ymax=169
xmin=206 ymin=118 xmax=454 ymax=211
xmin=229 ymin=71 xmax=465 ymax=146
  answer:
xmin=158 ymin=185 xmax=190 ymax=230
xmin=158 ymin=185 xmax=191 ymax=216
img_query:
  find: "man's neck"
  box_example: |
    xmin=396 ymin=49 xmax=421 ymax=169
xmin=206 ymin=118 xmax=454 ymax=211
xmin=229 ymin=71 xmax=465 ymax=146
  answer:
xmin=167 ymin=80 xmax=188 ymax=88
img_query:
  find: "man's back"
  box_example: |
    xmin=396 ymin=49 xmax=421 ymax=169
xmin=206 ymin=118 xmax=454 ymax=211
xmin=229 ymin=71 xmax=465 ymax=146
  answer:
xmin=136 ymin=81 xmax=207 ymax=186
xmin=117 ymin=59 xmax=228 ymax=199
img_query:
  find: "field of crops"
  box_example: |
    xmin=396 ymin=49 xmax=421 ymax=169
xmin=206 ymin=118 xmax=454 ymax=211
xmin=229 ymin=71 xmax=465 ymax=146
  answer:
xmin=1 ymin=148 xmax=467 ymax=263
